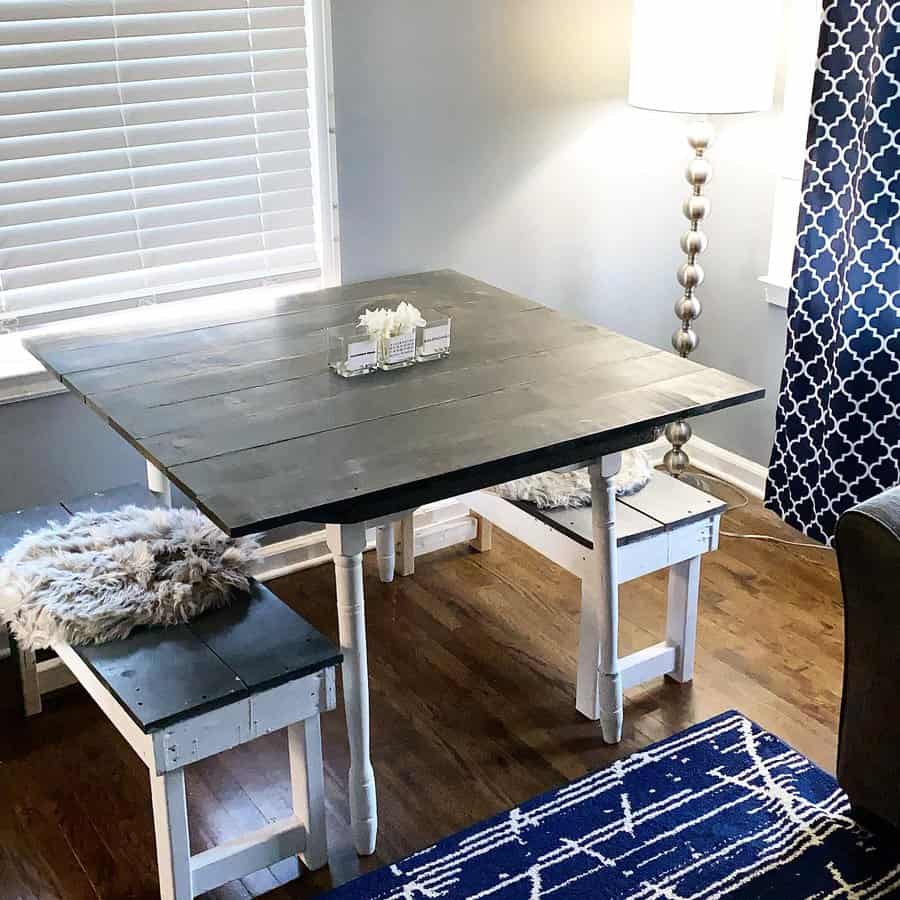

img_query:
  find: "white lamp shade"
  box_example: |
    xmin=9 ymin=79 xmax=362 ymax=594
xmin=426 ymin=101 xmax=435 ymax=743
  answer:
xmin=628 ymin=0 xmax=779 ymax=114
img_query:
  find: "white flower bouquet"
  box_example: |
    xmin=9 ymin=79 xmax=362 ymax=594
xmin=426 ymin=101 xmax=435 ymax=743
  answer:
xmin=358 ymin=300 xmax=425 ymax=340
xmin=359 ymin=300 xmax=425 ymax=370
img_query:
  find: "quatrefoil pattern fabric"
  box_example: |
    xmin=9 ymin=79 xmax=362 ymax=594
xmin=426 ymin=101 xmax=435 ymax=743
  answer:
xmin=766 ymin=0 xmax=900 ymax=544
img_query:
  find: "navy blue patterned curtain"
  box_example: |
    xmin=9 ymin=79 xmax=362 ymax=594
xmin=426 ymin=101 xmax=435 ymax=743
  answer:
xmin=766 ymin=0 xmax=899 ymax=544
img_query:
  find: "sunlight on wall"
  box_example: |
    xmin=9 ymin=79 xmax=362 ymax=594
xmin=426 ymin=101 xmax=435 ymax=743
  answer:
xmin=502 ymin=0 xmax=630 ymax=101
xmin=445 ymin=94 xmax=780 ymax=350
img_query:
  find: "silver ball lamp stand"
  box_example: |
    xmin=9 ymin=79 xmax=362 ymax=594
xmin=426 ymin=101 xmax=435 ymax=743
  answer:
xmin=663 ymin=119 xmax=717 ymax=493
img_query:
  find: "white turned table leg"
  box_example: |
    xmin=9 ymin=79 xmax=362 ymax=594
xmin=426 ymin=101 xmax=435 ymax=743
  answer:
xmin=665 ymin=555 xmax=700 ymax=683
xmin=149 ymin=768 xmax=192 ymax=900
xmin=576 ymin=453 xmax=623 ymax=744
xmin=326 ymin=523 xmax=377 ymax=856
xmin=375 ymin=523 xmax=396 ymax=583
xmin=146 ymin=459 xmax=172 ymax=508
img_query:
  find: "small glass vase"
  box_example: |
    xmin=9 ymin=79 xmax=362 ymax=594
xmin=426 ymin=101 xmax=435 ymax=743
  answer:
xmin=378 ymin=329 xmax=417 ymax=370
xmin=327 ymin=323 xmax=378 ymax=377
xmin=416 ymin=311 xmax=452 ymax=361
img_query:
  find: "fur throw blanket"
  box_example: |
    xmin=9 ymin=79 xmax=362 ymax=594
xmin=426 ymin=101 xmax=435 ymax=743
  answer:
xmin=491 ymin=448 xmax=652 ymax=510
xmin=0 ymin=505 xmax=260 ymax=650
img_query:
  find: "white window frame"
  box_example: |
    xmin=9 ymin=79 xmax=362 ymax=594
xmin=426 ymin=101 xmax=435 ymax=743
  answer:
xmin=760 ymin=0 xmax=822 ymax=308
xmin=0 ymin=0 xmax=341 ymax=404
xmin=307 ymin=0 xmax=342 ymax=291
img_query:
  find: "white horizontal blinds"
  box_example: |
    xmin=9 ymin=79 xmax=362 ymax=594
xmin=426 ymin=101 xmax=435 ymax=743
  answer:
xmin=0 ymin=0 xmax=319 ymax=325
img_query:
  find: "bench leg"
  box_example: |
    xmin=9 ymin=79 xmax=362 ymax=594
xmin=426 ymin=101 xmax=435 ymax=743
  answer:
xmin=150 ymin=768 xmax=193 ymax=900
xmin=375 ymin=523 xmax=396 ymax=583
xmin=326 ymin=523 xmax=377 ymax=856
xmin=398 ymin=512 xmax=416 ymax=576
xmin=8 ymin=630 xmax=42 ymax=717
xmin=576 ymin=454 xmax=623 ymax=744
xmin=665 ymin=555 xmax=700 ymax=683
xmin=288 ymin=715 xmax=328 ymax=871
xmin=470 ymin=512 xmax=493 ymax=552
xmin=146 ymin=460 xmax=173 ymax=508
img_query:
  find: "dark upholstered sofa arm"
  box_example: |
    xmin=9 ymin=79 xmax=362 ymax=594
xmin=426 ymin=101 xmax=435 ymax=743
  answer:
xmin=835 ymin=486 xmax=900 ymax=831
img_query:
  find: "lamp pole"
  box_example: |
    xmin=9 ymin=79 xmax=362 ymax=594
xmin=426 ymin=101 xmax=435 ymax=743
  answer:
xmin=627 ymin=0 xmax=778 ymax=484
xmin=664 ymin=119 xmax=714 ymax=479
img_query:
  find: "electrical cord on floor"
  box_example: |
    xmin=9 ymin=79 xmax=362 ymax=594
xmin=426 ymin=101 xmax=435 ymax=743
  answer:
xmin=695 ymin=471 xmax=831 ymax=551
xmin=719 ymin=529 xmax=831 ymax=549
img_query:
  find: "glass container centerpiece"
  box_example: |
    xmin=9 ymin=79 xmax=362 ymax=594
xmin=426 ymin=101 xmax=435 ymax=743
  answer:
xmin=327 ymin=322 xmax=378 ymax=377
xmin=416 ymin=309 xmax=452 ymax=361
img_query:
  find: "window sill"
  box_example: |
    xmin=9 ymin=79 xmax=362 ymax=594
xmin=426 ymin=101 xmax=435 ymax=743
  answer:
xmin=758 ymin=276 xmax=789 ymax=309
xmin=0 ymin=333 xmax=65 ymax=406
xmin=0 ymin=275 xmax=330 ymax=406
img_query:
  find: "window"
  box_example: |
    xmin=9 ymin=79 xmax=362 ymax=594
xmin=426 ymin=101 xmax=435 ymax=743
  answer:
xmin=0 ymin=0 xmax=339 ymax=334
xmin=760 ymin=0 xmax=822 ymax=307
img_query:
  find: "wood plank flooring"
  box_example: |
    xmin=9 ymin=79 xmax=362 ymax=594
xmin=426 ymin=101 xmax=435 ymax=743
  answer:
xmin=0 ymin=490 xmax=842 ymax=899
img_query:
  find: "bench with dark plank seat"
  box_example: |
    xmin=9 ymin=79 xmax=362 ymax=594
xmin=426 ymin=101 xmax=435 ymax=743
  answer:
xmin=465 ymin=469 xmax=725 ymax=712
xmin=1 ymin=484 xmax=191 ymax=716
xmin=1 ymin=485 xmax=341 ymax=900
xmin=0 ymin=501 xmax=82 ymax=714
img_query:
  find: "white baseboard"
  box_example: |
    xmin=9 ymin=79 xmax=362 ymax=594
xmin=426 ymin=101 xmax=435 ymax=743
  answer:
xmin=642 ymin=435 xmax=767 ymax=500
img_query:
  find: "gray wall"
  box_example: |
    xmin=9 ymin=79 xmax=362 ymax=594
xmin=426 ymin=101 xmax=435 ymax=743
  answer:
xmin=331 ymin=0 xmax=792 ymax=466
xmin=0 ymin=392 xmax=145 ymax=511
xmin=0 ymin=0 xmax=790 ymax=515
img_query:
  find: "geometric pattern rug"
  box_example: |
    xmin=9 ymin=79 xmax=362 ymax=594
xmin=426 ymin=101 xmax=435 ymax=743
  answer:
xmin=326 ymin=712 xmax=900 ymax=898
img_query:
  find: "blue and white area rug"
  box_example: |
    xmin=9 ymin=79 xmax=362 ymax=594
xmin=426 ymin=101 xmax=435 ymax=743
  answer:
xmin=328 ymin=712 xmax=900 ymax=899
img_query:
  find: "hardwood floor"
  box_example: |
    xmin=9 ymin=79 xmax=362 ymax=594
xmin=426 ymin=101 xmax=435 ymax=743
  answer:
xmin=0 ymin=491 xmax=842 ymax=899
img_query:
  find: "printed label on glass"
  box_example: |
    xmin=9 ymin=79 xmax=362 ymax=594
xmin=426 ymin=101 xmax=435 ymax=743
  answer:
xmin=346 ymin=339 xmax=377 ymax=372
xmin=422 ymin=322 xmax=451 ymax=354
xmin=386 ymin=333 xmax=416 ymax=363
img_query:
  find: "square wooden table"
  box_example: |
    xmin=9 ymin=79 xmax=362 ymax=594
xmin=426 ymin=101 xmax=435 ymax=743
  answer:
xmin=25 ymin=270 xmax=763 ymax=855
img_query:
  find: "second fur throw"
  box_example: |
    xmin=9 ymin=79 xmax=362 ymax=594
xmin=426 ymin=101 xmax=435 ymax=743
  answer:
xmin=0 ymin=505 xmax=260 ymax=650
xmin=491 ymin=448 xmax=652 ymax=509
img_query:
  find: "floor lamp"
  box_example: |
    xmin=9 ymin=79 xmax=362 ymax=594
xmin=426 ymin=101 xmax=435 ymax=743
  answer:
xmin=627 ymin=0 xmax=778 ymax=483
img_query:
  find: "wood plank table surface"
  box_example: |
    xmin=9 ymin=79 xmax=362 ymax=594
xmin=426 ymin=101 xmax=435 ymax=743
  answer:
xmin=23 ymin=269 xmax=763 ymax=857
xmin=25 ymin=270 xmax=761 ymax=534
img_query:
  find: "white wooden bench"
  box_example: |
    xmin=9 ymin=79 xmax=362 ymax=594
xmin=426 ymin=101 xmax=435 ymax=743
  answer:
xmin=458 ymin=468 xmax=724 ymax=736
xmin=1 ymin=486 xmax=341 ymax=900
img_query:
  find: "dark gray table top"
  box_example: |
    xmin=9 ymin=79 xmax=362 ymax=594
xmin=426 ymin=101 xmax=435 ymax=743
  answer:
xmin=25 ymin=270 xmax=763 ymax=534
